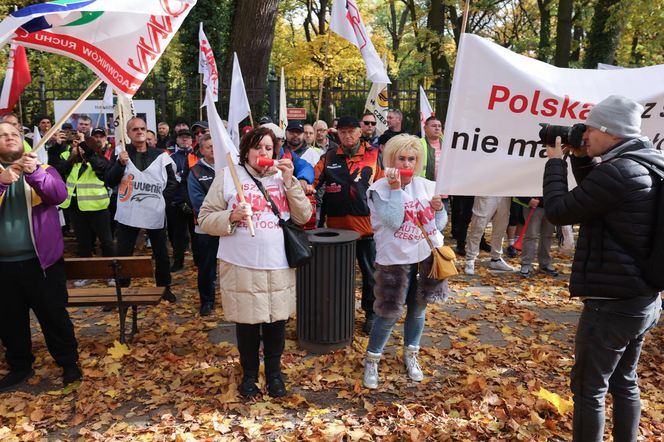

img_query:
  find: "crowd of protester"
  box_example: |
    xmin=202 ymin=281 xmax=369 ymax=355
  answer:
xmin=2 ymin=95 xmax=661 ymax=442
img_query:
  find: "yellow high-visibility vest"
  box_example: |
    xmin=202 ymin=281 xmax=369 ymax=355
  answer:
xmin=60 ymin=162 xmax=109 ymax=211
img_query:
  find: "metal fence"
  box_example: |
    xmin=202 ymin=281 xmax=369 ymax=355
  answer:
xmin=15 ymin=73 xmax=448 ymax=133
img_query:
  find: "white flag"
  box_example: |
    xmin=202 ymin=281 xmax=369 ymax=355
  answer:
xmin=103 ymin=83 xmax=114 ymax=108
xmin=113 ymin=94 xmax=135 ymax=152
xmin=279 ymin=67 xmax=288 ymax=129
xmin=364 ymin=82 xmax=388 ymax=135
xmin=227 ymin=52 xmax=251 ymax=148
xmin=204 ymin=88 xmax=239 ymax=173
xmin=419 ymin=85 xmax=434 ymax=136
xmin=32 ymin=126 xmax=47 ymax=164
xmin=198 ymin=22 xmax=219 ymax=101
xmin=330 ymin=0 xmax=390 ymax=84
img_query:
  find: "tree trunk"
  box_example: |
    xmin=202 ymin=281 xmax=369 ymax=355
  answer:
xmin=537 ymin=0 xmax=552 ymax=62
xmin=428 ymin=0 xmax=452 ymax=120
xmin=226 ymin=0 xmax=280 ymax=105
xmin=554 ymin=0 xmax=573 ymax=67
xmin=583 ymin=0 xmax=623 ymax=68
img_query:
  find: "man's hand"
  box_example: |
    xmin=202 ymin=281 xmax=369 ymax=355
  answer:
xmin=118 ymin=150 xmax=129 ymax=166
xmin=0 ymin=164 xmax=21 ymax=185
xmin=298 ymin=179 xmax=314 ymax=195
xmin=546 ymin=136 xmax=565 ymax=159
xmin=528 ymin=198 xmax=540 ymax=208
xmin=53 ymin=130 xmax=67 ymax=145
xmin=16 ymin=152 xmax=38 ymax=174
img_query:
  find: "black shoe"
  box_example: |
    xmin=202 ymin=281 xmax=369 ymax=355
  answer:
xmin=170 ymin=262 xmax=184 ymax=273
xmin=0 ymin=368 xmax=34 ymax=392
xmin=540 ymin=266 xmax=559 ymax=277
xmin=239 ymin=375 xmax=260 ymax=398
xmin=455 ymin=245 xmax=466 ymax=256
xmin=200 ymin=303 xmax=213 ymax=316
xmin=480 ymin=241 xmax=492 ymax=252
xmin=266 ymin=374 xmax=287 ymax=398
xmin=62 ymin=364 xmax=82 ymax=387
xmin=101 ymin=305 xmax=115 ymax=312
xmin=362 ymin=312 xmax=375 ymax=334
xmin=506 ymin=245 xmax=518 ymax=258
xmin=162 ymin=288 xmax=177 ymax=303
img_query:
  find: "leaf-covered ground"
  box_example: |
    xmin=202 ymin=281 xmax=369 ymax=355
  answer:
xmin=1 ymin=245 xmax=663 ymax=441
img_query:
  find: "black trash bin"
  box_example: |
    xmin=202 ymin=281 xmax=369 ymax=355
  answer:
xmin=296 ymin=228 xmax=360 ymax=353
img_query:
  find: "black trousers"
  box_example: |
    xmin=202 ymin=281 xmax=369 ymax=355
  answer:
xmin=115 ymin=223 xmax=171 ymax=287
xmin=0 ymin=258 xmax=78 ymax=371
xmin=166 ymin=205 xmax=192 ymax=267
xmin=356 ymin=237 xmax=376 ymax=315
xmin=69 ymin=203 xmax=115 ymax=257
xmin=235 ymin=320 xmax=286 ymax=379
xmin=451 ymin=196 xmax=475 ymax=247
xmin=194 ymin=233 xmax=218 ymax=306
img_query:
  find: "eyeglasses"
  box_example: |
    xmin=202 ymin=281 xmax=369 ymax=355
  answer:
xmin=362 ymin=121 xmax=377 ymax=126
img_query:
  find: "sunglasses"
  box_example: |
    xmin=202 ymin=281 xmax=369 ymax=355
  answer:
xmin=362 ymin=121 xmax=377 ymax=126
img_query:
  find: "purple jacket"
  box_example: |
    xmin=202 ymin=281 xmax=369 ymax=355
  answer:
xmin=0 ymin=165 xmax=67 ymax=269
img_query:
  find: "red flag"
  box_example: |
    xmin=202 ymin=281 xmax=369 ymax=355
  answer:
xmin=0 ymin=44 xmax=31 ymax=114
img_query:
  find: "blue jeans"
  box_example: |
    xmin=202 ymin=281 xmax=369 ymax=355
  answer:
xmin=193 ymin=233 xmax=219 ymax=306
xmin=571 ymin=294 xmax=661 ymax=442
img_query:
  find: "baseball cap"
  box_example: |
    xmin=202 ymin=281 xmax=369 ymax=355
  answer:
xmin=91 ymin=127 xmax=106 ymax=136
xmin=62 ymin=122 xmax=74 ymax=130
xmin=286 ymin=121 xmax=304 ymax=132
xmin=261 ymin=122 xmax=284 ymax=139
xmin=191 ymin=120 xmax=209 ymax=131
xmin=337 ymin=116 xmax=360 ymax=129
xmin=176 ymin=129 xmax=193 ymax=137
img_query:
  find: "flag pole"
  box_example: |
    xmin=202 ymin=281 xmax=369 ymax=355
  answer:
xmin=316 ymin=30 xmax=332 ymax=122
xmin=199 ymin=74 xmax=203 ymax=120
xmin=32 ymin=77 xmax=103 ymax=152
xmin=461 ymin=0 xmax=471 ymax=35
xmin=225 ymin=152 xmax=256 ymax=237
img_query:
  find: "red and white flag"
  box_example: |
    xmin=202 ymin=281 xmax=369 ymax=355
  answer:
xmin=0 ymin=1 xmax=196 ymax=97
xmin=0 ymin=44 xmax=31 ymax=113
xmin=330 ymin=0 xmax=390 ymax=84
xmin=198 ymin=22 xmax=219 ymax=102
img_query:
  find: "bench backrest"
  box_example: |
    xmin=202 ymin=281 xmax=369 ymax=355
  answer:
xmin=65 ymin=257 xmax=155 ymax=281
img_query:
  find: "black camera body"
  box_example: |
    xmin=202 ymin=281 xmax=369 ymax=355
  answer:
xmin=539 ymin=123 xmax=586 ymax=148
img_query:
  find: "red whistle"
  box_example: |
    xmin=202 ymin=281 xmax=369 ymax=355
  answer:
xmin=257 ymin=157 xmax=275 ymax=167
xmin=398 ymin=168 xmax=414 ymax=177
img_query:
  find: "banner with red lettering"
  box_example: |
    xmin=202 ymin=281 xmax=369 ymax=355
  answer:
xmin=0 ymin=1 xmax=196 ymax=97
xmin=198 ymin=22 xmax=218 ymax=102
xmin=436 ymin=34 xmax=664 ymax=197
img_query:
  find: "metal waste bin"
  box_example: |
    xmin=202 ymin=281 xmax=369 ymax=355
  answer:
xmin=296 ymin=228 xmax=360 ymax=353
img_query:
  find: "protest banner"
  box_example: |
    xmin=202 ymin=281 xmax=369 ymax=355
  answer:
xmin=436 ymin=33 xmax=664 ymax=197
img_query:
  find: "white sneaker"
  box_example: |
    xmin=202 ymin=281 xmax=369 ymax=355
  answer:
xmin=404 ymin=345 xmax=424 ymax=382
xmin=107 ymin=279 xmax=116 ymax=287
xmin=363 ymin=351 xmax=381 ymax=389
xmin=73 ymin=279 xmax=89 ymax=288
xmin=464 ymin=260 xmax=475 ymax=275
xmin=489 ymin=258 xmax=514 ymax=272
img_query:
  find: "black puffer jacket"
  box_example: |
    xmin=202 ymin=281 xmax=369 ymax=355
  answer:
xmin=543 ymin=137 xmax=663 ymax=299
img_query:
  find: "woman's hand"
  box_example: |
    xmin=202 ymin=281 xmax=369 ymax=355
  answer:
xmin=276 ymin=158 xmax=294 ymax=183
xmin=431 ymin=195 xmax=444 ymax=211
xmin=230 ymin=201 xmax=253 ymax=223
xmin=385 ymin=167 xmax=401 ymax=190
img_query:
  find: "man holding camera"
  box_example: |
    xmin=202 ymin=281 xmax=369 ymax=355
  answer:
xmin=543 ymin=95 xmax=662 ymax=442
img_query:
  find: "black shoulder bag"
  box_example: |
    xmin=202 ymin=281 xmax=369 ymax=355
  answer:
xmin=242 ymin=166 xmax=312 ymax=268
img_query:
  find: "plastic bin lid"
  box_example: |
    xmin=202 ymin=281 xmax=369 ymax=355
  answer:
xmin=306 ymin=228 xmax=360 ymax=244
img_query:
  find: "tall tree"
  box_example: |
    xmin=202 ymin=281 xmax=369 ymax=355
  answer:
xmin=537 ymin=0 xmax=553 ymax=61
xmin=554 ymin=0 xmax=574 ymax=66
xmin=583 ymin=0 xmax=624 ymax=68
xmin=226 ymin=0 xmax=280 ymax=106
xmin=427 ymin=0 xmax=451 ymax=120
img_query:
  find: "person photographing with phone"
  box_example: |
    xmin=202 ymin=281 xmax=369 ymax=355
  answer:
xmin=542 ymin=95 xmax=662 ymax=442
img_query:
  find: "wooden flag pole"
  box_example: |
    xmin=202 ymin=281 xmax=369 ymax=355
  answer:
xmin=225 ymin=152 xmax=256 ymax=237
xmin=199 ymin=74 xmax=203 ymax=121
xmin=460 ymin=0 xmax=471 ymax=35
xmin=316 ymin=30 xmax=333 ymax=122
xmin=32 ymin=78 xmax=103 ymax=152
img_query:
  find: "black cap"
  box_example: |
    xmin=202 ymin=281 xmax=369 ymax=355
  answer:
xmin=191 ymin=120 xmax=209 ymax=130
xmin=258 ymin=116 xmax=272 ymax=125
xmin=337 ymin=116 xmax=360 ymax=129
xmin=176 ymin=129 xmax=193 ymax=137
xmin=91 ymin=127 xmax=106 ymax=136
xmin=286 ymin=121 xmax=304 ymax=132
xmin=62 ymin=122 xmax=74 ymax=130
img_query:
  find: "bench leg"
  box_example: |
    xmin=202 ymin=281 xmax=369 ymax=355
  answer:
xmin=119 ymin=306 xmax=128 ymax=344
xmin=130 ymin=306 xmax=138 ymax=342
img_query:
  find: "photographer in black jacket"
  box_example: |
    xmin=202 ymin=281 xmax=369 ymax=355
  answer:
xmin=543 ymin=95 xmax=662 ymax=442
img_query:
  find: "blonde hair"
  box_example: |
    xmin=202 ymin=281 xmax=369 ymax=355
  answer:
xmin=382 ymin=134 xmax=424 ymax=175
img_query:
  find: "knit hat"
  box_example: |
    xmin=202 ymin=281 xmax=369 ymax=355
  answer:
xmin=261 ymin=122 xmax=284 ymax=139
xmin=585 ymin=95 xmax=643 ymax=138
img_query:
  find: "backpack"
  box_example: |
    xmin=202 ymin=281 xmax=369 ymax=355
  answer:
xmin=620 ymin=153 xmax=664 ymax=291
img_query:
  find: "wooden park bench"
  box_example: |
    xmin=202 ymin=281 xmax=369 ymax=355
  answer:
xmin=65 ymin=257 xmax=164 ymax=343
